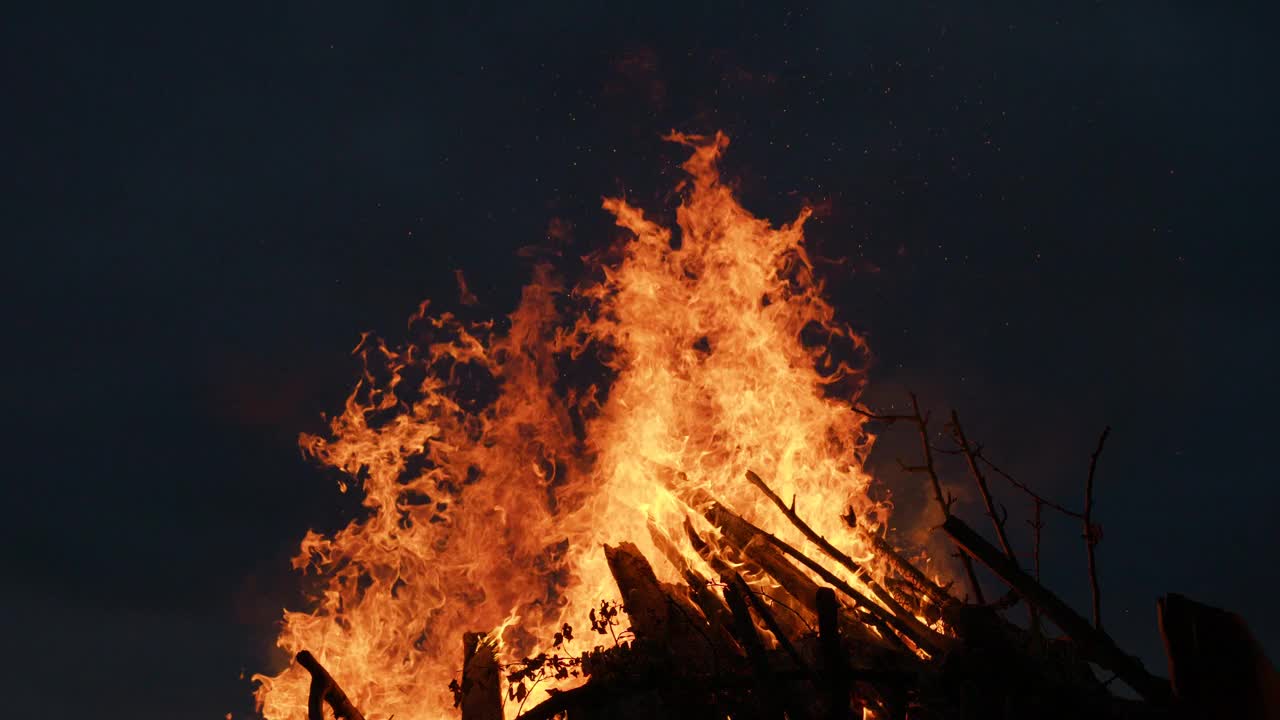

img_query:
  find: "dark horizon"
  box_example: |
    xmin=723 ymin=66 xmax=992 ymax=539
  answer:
xmin=4 ymin=2 xmax=1277 ymax=717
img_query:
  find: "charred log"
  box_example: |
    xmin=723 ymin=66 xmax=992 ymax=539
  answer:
xmin=744 ymin=470 xmax=951 ymax=656
xmin=604 ymin=541 xmax=718 ymax=672
xmin=941 ymin=514 xmax=1170 ymax=704
xmin=722 ymin=577 xmax=787 ymax=720
xmin=296 ymin=650 xmax=367 ymax=720
xmin=816 ymin=587 xmax=852 ymax=720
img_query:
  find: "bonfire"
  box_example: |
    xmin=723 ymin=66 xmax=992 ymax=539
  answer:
xmin=253 ymin=133 xmax=1277 ymax=720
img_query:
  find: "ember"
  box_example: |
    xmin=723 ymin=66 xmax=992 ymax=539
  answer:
xmin=255 ymin=133 xmax=1277 ymax=720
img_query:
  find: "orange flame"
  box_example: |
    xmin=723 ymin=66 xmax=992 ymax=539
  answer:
xmin=254 ymin=131 xmax=894 ymax=720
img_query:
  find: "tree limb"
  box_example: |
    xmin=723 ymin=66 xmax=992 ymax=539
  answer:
xmin=1085 ymin=426 xmax=1110 ymax=631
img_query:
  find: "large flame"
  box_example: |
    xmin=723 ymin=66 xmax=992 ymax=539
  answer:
xmin=254 ymin=132 xmax=893 ymax=720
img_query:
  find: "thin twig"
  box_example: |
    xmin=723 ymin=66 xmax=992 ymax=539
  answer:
xmin=855 ymin=395 xmax=950 ymax=518
xmin=856 ymin=393 xmax=985 ymax=604
xmin=949 ymin=410 xmax=1017 ymax=561
xmin=1085 ymin=426 xmax=1111 ymax=631
xmin=843 ymin=511 xmax=957 ymax=609
xmin=977 ymin=454 xmax=1082 ymax=519
xmin=950 ymin=410 xmax=1032 ymax=626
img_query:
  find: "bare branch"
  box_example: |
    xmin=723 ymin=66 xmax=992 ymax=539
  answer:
xmin=977 ymin=454 xmax=1083 ymax=520
xmin=941 ymin=514 xmax=1170 ymax=704
xmin=1085 ymin=426 xmax=1111 ymax=631
xmin=949 ymin=410 xmax=1017 ymax=563
xmin=892 ymin=393 xmax=983 ymax=602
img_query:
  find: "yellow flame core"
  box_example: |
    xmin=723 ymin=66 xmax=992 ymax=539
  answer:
xmin=255 ymin=132 xmax=891 ymax=720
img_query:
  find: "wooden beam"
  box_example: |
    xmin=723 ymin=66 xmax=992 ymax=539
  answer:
xmin=940 ymin=515 xmax=1170 ymax=704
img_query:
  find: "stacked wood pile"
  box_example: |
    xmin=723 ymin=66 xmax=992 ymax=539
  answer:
xmin=293 ymin=399 xmax=1279 ymax=720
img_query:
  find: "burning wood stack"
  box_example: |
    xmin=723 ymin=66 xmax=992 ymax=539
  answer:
xmin=267 ymin=134 xmax=1276 ymax=720
xmin=291 ymin=401 xmax=1277 ymax=720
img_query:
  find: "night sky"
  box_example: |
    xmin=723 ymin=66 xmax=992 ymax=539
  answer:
xmin=4 ymin=3 xmax=1277 ymax=717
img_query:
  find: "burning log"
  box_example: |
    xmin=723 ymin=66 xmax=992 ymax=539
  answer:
xmin=725 ymin=570 xmax=810 ymax=675
xmin=703 ymin=501 xmax=896 ymax=651
xmin=1084 ymin=426 xmax=1110 ymax=631
xmin=722 ymin=577 xmax=787 ymax=720
xmin=604 ymin=541 xmax=719 ymax=670
xmin=503 ymin=491 xmax=1196 ymax=720
xmin=881 ymin=578 xmax=940 ymax=627
xmin=849 ymin=519 xmax=957 ymax=611
xmin=940 ymin=514 xmax=1171 ymax=704
xmin=295 ymin=650 xmax=367 ymax=720
xmin=460 ymin=633 xmax=502 ymax=720
xmin=604 ymin=542 xmax=672 ymax=641
xmin=647 ymin=520 xmax=743 ymax=660
xmin=744 ymin=470 xmax=950 ymax=656
xmin=705 ymin=498 xmax=948 ymax=657
xmin=688 ymin=509 xmax=816 ymax=633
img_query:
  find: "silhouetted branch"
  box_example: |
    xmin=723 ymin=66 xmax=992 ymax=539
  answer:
xmin=949 ymin=410 xmax=1034 ymax=626
xmin=856 ymin=393 xmax=985 ymax=604
xmin=940 ymin=514 xmax=1169 ymax=704
xmin=703 ymin=501 xmax=909 ymax=651
xmin=1085 ymin=426 xmax=1110 ymax=631
xmin=726 ymin=570 xmax=809 ymax=675
xmin=1029 ymin=498 xmax=1044 ymax=636
xmin=743 ymin=469 xmax=937 ymax=645
xmin=722 ymin=575 xmax=786 ymax=720
xmin=948 ymin=411 xmax=1017 ymax=562
xmin=296 ymin=651 xmax=367 ymax=720
xmin=976 ymin=454 xmax=1082 ymax=519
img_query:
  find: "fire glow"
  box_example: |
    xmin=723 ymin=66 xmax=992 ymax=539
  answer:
xmin=254 ymin=132 xmax=909 ymax=720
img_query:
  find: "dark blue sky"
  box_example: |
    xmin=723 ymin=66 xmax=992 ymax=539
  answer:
xmin=3 ymin=2 xmax=1276 ymax=717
